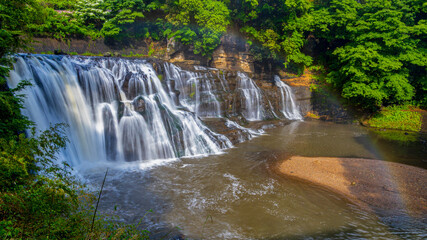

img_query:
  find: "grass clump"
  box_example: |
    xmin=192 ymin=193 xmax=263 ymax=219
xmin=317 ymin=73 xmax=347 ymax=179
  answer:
xmin=81 ymin=52 xmax=103 ymax=57
xmin=305 ymin=111 xmax=320 ymax=119
xmin=367 ymin=105 xmax=422 ymax=132
xmin=122 ymin=51 xmax=146 ymax=58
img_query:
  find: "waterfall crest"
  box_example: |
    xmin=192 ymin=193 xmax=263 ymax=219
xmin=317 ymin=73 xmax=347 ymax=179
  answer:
xmin=7 ymin=55 xmax=232 ymax=166
xmin=236 ymin=72 xmax=265 ymax=121
xmin=274 ymin=76 xmax=303 ymax=120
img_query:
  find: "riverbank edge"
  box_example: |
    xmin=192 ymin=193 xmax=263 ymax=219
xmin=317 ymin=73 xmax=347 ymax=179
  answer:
xmin=276 ymin=156 xmax=427 ymax=218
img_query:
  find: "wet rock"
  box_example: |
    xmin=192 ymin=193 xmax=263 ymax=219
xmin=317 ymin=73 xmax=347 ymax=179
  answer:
xmin=103 ymin=52 xmax=112 ymax=57
xmin=133 ymin=96 xmax=146 ymax=113
xmin=121 ymin=72 xmax=150 ymax=99
xmin=101 ymin=106 xmax=118 ymax=160
xmin=170 ymin=234 xmax=185 ymax=240
xmin=54 ymin=49 xmax=67 ymax=55
xmin=117 ymin=101 xmax=125 ymax=119
xmin=121 ymin=72 xmax=133 ymax=93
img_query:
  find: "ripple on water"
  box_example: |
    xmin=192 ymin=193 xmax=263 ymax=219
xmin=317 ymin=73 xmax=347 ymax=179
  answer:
xmin=83 ymin=121 xmax=426 ymax=239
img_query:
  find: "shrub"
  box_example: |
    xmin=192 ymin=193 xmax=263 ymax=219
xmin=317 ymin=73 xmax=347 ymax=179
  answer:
xmin=367 ymin=105 xmax=422 ymax=132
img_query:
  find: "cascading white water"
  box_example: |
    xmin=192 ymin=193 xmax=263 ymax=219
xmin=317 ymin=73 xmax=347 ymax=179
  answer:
xmin=7 ymin=55 xmax=232 ymax=166
xmin=164 ymin=63 xmax=223 ymax=118
xmin=163 ymin=64 xmax=266 ymax=142
xmin=274 ymin=76 xmax=303 ymax=120
xmin=236 ymin=72 xmax=265 ymax=121
xmin=224 ymin=120 xmax=264 ymax=143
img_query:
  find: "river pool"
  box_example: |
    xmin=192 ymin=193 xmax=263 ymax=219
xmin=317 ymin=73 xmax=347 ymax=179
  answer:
xmin=82 ymin=120 xmax=427 ymax=239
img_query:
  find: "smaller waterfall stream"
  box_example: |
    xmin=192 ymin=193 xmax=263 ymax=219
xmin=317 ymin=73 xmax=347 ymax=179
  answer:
xmin=236 ymin=72 xmax=265 ymax=121
xmin=274 ymin=76 xmax=303 ymax=120
xmin=164 ymin=63 xmax=223 ymax=118
xmin=225 ymin=120 xmax=264 ymax=143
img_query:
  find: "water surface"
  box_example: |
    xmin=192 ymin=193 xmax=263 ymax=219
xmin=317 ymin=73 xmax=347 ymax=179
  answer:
xmin=84 ymin=121 xmax=427 ymax=239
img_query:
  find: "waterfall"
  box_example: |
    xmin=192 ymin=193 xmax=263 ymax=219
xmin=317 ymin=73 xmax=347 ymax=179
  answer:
xmin=224 ymin=120 xmax=264 ymax=143
xmin=236 ymin=72 xmax=265 ymax=121
xmin=274 ymin=76 xmax=303 ymax=120
xmin=164 ymin=63 xmax=224 ymax=118
xmin=7 ymin=55 xmax=232 ymax=166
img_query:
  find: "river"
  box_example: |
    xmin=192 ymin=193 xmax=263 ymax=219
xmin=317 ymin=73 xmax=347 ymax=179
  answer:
xmin=8 ymin=55 xmax=426 ymax=239
xmin=82 ymin=120 xmax=427 ymax=239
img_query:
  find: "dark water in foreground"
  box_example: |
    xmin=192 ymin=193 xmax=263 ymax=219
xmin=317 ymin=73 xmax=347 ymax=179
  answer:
xmin=82 ymin=121 xmax=427 ymax=239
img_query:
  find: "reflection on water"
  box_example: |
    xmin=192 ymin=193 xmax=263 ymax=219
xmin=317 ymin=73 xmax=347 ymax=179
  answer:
xmin=367 ymin=129 xmax=427 ymax=169
xmin=83 ymin=121 xmax=426 ymax=239
xmin=264 ymin=120 xmax=427 ymax=169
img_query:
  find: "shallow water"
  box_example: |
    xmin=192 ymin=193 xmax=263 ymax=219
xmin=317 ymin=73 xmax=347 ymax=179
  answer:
xmin=83 ymin=121 xmax=427 ymax=239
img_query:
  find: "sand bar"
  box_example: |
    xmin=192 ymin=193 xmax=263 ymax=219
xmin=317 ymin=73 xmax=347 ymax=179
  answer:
xmin=278 ymin=156 xmax=427 ymax=218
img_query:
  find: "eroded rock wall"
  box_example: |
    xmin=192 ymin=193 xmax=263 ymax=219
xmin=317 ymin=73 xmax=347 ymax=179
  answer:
xmin=30 ymin=35 xmax=314 ymax=119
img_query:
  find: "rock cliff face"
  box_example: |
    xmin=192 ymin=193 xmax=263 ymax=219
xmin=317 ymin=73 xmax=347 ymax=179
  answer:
xmin=157 ymin=34 xmax=314 ymax=119
xmin=31 ymin=35 xmax=354 ymax=120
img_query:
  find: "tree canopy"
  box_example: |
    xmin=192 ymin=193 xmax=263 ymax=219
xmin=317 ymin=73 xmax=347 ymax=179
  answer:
xmin=313 ymin=0 xmax=427 ymax=110
xmin=0 ymin=0 xmax=426 ymax=110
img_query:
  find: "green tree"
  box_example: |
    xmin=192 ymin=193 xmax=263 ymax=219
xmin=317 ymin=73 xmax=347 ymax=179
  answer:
xmin=233 ymin=0 xmax=314 ymax=72
xmin=29 ymin=7 xmax=98 ymax=40
xmin=0 ymin=0 xmax=41 ymax=57
xmin=313 ymin=0 xmax=427 ymax=111
xmin=165 ymin=0 xmax=230 ymax=57
xmin=74 ymin=0 xmax=109 ymax=30
xmin=36 ymin=0 xmax=77 ymax=10
xmin=0 ymin=0 xmax=41 ymax=137
xmin=101 ymin=0 xmax=162 ymax=40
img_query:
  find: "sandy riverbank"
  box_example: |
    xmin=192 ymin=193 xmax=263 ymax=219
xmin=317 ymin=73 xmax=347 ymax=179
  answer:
xmin=278 ymin=156 xmax=427 ymax=218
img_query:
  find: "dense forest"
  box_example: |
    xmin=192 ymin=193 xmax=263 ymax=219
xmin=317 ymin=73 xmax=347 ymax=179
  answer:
xmin=2 ymin=0 xmax=425 ymax=111
xmin=0 ymin=0 xmax=426 ymax=238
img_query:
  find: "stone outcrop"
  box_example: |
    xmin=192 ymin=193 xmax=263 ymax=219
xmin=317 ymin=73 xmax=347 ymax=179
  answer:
xmin=210 ymin=34 xmax=254 ymax=73
xmin=31 ymin=37 xmax=166 ymax=58
xmin=30 ymin=35 xmax=353 ymax=121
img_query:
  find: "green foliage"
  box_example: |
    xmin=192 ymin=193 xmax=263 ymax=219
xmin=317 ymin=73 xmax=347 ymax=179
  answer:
xmin=1 ymin=0 xmax=426 ymax=112
xmin=102 ymin=2 xmax=144 ymax=38
xmin=101 ymin=0 xmax=162 ymax=41
xmin=370 ymin=129 xmax=419 ymax=143
xmin=0 ymin=125 xmax=83 ymax=238
xmin=74 ymin=0 xmax=109 ymax=30
xmin=367 ymin=105 xmax=422 ymax=132
xmin=0 ymin=0 xmax=42 ymax=56
xmin=0 ymin=1 xmax=36 ymax=137
xmin=29 ymin=8 xmax=94 ymax=40
xmin=165 ymin=0 xmax=230 ymax=57
xmin=167 ymin=0 xmax=230 ymax=33
xmin=169 ymin=26 xmax=197 ymax=45
xmin=38 ymin=0 xmax=78 ymax=10
xmin=313 ymin=0 xmax=427 ymax=111
xmin=0 ymin=74 xmax=152 ymax=238
xmin=148 ymin=42 xmax=155 ymax=57
xmin=82 ymin=51 xmax=103 ymax=56
xmin=122 ymin=51 xmax=145 ymax=58
xmin=27 ymin=2 xmax=101 ymax=40
xmin=0 ymin=2 xmax=153 ymax=237
xmin=0 ymin=78 xmax=33 ymax=139
xmin=235 ymin=0 xmax=314 ymax=69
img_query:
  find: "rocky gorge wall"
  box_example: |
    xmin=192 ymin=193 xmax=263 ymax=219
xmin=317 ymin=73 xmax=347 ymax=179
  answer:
xmin=30 ymin=35 xmax=352 ymax=121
